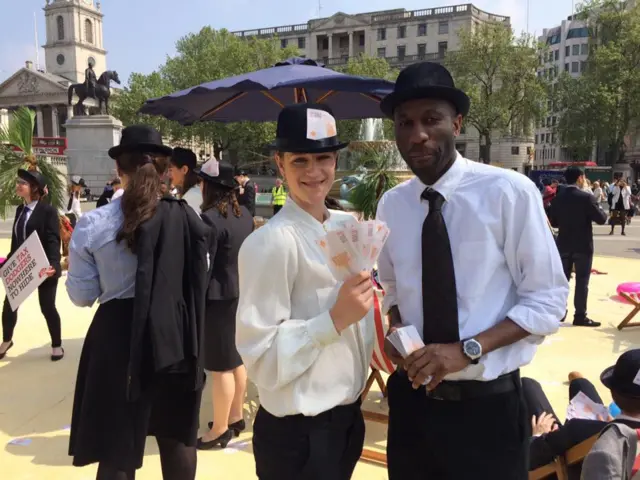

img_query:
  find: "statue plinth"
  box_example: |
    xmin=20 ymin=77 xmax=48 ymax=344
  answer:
xmin=64 ymin=115 xmax=123 ymax=194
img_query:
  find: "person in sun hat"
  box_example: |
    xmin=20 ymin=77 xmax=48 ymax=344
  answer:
xmin=236 ymin=103 xmax=375 ymax=479
xmin=192 ymin=158 xmax=254 ymax=451
xmin=66 ymin=125 xmax=209 ymax=480
xmin=375 ymin=61 xmax=568 ymax=479
xmin=0 ymin=168 xmax=63 ymax=362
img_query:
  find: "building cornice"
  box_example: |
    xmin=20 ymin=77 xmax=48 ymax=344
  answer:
xmin=43 ymin=2 xmax=104 ymax=19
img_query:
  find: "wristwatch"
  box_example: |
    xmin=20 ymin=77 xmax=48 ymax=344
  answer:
xmin=462 ymin=338 xmax=482 ymax=364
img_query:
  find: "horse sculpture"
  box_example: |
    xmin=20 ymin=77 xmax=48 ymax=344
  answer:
xmin=68 ymin=70 xmax=121 ymax=116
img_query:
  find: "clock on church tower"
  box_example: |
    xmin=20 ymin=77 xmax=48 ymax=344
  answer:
xmin=42 ymin=0 xmax=107 ymax=84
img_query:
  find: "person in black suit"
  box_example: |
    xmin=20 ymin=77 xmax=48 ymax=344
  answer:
xmin=0 ymin=169 xmax=63 ymax=361
xmin=196 ymin=160 xmax=254 ymax=450
xmin=234 ymin=169 xmax=256 ymax=216
xmin=527 ymin=349 xmax=640 ymax=476
xmin=550 ymin=166 xmax=607 ymax=327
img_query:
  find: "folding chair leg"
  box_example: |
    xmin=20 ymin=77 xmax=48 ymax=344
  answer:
xmin=373 ymin=369 xmax=388 ymax=397
xmin=617 ymin=293 xmax=640 ymax=330
xmin=362 ymin=369 xmax=378 ymax=400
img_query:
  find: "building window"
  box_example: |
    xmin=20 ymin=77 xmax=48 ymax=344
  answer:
xmin=535 ymin=134 xmax=538 ymax=144
xmin=554 ymin=49 xmax=559 ymax=61
xmin=281 ymin=39 xmax=287 ymax=48
xmin=511 ymin=146 xmax=520 ymax=155
xmin=581 ymin=43 xmax=588 ymax=55
xmin=377 ymin=28 xmax=386 ymax=41
xmin=298 ymin=37 xmax=306 ymax=49
xmin=438 ymin=41 xmax=448 ymax=58
xmin=455 ymin=142 xmax=466 ymax=157
xmin=571 ymin=61 xmax=579 ymax=72
xmin=564 ymin=63 xmax=569 ymax=71
xmin=397 ymin=26 xmax=406 ymax=39
xmin=339 ymin=36 xmax=348 ymax=48
xmin=377 ymin=47 xmax=386 ymax=58
xmin=322 ymin=38 xmax=328 ymax=50
xmin=57 ymin=16 xmax=64 ymax=41
xmin=438 ymin=21 xmax=449 ymax=35
xmin=418 ymin=23 xmax=427 ymax=36
xmin=565 ymin=45 xmax=570 ymax=56
xmin=552 ymin=116 xmax=557 ymax=126
xmin=572 ymin=44 xmax=580 ymax=55
xmin=397 ymin=45 xmax=406 ymax=59
xmin=359 ymin=35 xmax=365 ymax=46
xmin=546 ymin=133 xmax=550 ymax=142
xmin=580 ymin=61 xmax=586 ymax=72
xmin=417 ymin=43 xmax=426 ymax=58
xmin=85 ymin=19 xmax=93 ymax=44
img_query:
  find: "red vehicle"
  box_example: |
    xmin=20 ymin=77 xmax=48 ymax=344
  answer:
xmin=11 ymin=137 xmax=67 ymax=156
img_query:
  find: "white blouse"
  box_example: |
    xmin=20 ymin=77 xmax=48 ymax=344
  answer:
xmin=236 ymin=198 xmax=375 ymax=417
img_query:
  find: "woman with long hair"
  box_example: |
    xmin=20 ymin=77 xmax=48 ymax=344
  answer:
xmin=169 ymin=147 xmax=202 ymax=213
xmin=236 ymin=104 xmax=374 ymax=479
xmin=0 ymin=168 xmax=62 ymax=361
xmin=610 ymin=179 xmax=632 ymax=235
xmin=195 ymin=159 xmax=254 ymax=449
xmin=66 ymin=125 xmax=209 ymax=480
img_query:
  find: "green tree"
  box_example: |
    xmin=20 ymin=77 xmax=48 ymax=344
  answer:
xmin=0 ymin=107 xmax=65 ymax=218
xmin=555 ymin=0 xmax=640 ymax=165
xmin=446 ymin=22 xmax=547 ymax=164
xmin=336 ymin=55 xmax=398 ymax=142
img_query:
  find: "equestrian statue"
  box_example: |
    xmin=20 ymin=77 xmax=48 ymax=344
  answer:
xmin=68 ymin=59 xmax=121 ymax=116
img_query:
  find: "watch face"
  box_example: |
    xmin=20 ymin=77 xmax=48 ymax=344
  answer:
xmin=465 ymin=340 xmax=481 ymax=357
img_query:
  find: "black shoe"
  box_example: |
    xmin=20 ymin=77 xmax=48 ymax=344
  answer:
xmin=573 ymin=318 xmax=601 ymax=327
xmin=51 ymin=348 xmax=64 ymax=362
xmin=0 ymin=341 xmax=14 ymax=360
xmin=197 ymin=429 xmax=233 ymax=450
xmin=208 ymin=419 xmax=246 ymax=437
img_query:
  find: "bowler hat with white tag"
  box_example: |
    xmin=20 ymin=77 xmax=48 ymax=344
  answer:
xmin=380 ymin=62 xmax=470 ymax=118
xmin=601 ymin=349 xmax=640 ymax=398
xmin=195 ymin=159 xmax=236 ymax=190
xmin=272 ymin=103 xmax=348 ymax=154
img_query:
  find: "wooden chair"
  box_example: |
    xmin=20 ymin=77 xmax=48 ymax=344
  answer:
xmin=528 ymin=434 xmax=599 ymax=479
xmin=617 ymin=292 xmax=640 ymax=330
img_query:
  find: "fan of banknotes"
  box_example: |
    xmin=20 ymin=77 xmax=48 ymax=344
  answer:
xmin=317 ymin=218 xmax=390 ymax=281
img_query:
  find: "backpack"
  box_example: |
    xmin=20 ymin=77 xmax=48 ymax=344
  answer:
xmin=581 ymin=423 xmax=640 ymax=480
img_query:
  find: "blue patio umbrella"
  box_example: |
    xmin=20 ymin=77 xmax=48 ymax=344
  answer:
xmin=138 ymin=57 xmax=394 ymax=124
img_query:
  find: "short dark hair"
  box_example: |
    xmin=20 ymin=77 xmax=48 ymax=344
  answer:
xmin=564 ymin=166 xmax=584 ymax=185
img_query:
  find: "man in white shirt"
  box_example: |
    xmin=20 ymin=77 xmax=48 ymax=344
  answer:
xmin=376 ymin=62 xmax=569 ymax=479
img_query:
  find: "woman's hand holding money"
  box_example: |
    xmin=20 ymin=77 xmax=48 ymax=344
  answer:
xmin=330 ymin=271 xmax=373 ymax=333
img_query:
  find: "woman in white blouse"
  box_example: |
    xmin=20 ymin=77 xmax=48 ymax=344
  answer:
xmin=610 ymin=179 xmax=632 ymax=235
xmin=236 ymin=104 xmax=375 ymax=480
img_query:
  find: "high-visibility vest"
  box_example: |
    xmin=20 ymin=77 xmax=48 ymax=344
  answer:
xmin=272 ymin=185 xmax=287 ymax=206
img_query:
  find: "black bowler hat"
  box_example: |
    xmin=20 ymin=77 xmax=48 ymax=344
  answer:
xmin=18 ymin=168 xmax=47 ymax=191
xmin=196 ymin=159 xmax=236 ymax=190
xmin=272 ymin=103 xmax=348 ymax=154
xmin=380 ymin=62 xmax=470 ymax=118
xmin=108 ymin=125 xmax=173 ymax=159
xmin=601 ymin=349 xmax=640 ymax=398
xmin=171 ymin=147 xmax=198 ymax=171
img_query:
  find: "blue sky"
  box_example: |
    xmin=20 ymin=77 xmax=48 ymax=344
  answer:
xmin=0 ymin=0 xmax=574 ymax=85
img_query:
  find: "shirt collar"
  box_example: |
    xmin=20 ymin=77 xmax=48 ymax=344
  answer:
xmin=281 ymin=196 xmax=331 ymax=233
xmin=410 ymin=151 xmax=467 ymax=202
xmin=25 ymin=200 xmax=38 ymax=210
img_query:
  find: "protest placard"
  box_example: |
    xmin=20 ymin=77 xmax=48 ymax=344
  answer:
xmin=0 ymin=232 xmax=51 ymax=312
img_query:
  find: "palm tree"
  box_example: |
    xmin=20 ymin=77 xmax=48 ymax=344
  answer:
xmin=0 ymin=107 xmax=65 ymax=218
xmin=348 ymin=142 xmax=400 ymax=220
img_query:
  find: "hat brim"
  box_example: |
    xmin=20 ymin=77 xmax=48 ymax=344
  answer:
xmin=108 ymin=143 xmax=173 ymax=160
xmin=269 ymin=141 xmax=349 ymax=154
xmin=601 ymin=365 xmax=640 ymax=398
xmin=17 ymin=169 xmax=44 ymax=189
xmin=194 ymin=168 xmax=236 ymax=190
xmin=380 ymin=86 xmax=470 ymax=118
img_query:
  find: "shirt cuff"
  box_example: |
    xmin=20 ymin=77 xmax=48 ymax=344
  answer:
xmin=306 ymin=310 xmax=341 ymax=347
xmin=506 ymin=304 xmax=561 ymax=338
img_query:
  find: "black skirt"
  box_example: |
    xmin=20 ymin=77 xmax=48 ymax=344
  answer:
xmin=69 ymin=299 xmax=202 ymax=470
xmin=204 ymin=298 xmax=243 ymax=372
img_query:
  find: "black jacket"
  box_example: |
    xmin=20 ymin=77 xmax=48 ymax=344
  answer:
xmin=238 ymin=180 xmax=256 ymax=216
xmin=549 ymin=186 xmax=608 ymax=254
xmin=201 ymin=204 xmax=254 ymax=301
xmin=7 ymin=202 xmax=61 ymax=278
xmin=127 ymin=197 xmax=210 ymax=401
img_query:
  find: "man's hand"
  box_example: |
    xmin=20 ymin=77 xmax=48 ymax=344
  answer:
xmin=384 ymin=324 xmax=406 ymax=367
xmin=44 ymin=266 xmax=56 ymax=277
xmin=404 ymin=343 xmax=470 ymax=390
xmin=531 ymin=412 xmax=558 ymax=436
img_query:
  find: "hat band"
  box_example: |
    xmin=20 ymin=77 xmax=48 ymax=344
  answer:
xmin=274 ymin=136 xmax=341 ymax=151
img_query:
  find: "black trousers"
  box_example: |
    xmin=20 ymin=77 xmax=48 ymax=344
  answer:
xmin=2 ymin=277 xmax=62 ymax=347
xmin=252 ymin=400 xmax=365 ymax=480
xmin=272 ymin=205 xmax=283 ymax=216
xmin=386 ymin=371 xmax=529 ymax=479
xmin=560 ymin=252 xmax=593 ymax=321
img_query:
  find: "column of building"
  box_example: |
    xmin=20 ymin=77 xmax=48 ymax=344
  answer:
xmin=348 ymin=31 xmax=354 ymax=60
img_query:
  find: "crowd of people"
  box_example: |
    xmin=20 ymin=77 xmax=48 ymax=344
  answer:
xmin=0 ymin=60 xmax=638 ymax=479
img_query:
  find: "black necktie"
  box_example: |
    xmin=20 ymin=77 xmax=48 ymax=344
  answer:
xmin=16 ymin=206 xmax=29 ymax=245
xmin=421 ymin=188 xmax=459 ymax=344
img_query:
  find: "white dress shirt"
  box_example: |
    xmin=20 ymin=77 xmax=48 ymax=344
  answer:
xmin=612 ymin=185 xmax=632 ymax=210
xmin=376 ymin=154 xmax=569 ymax=382
xmin=14 ymin=200 xmax=38 ymax=241
xmin=236 ymin=198 xmax=375 ymax=417
xmin=69 ymin=194 xmax=82 ymax=219
xmin=111 ymin=188 xmax=124 ymax=201
xmin=181 ymin=186 xmax=202 ymax=215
